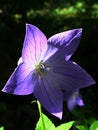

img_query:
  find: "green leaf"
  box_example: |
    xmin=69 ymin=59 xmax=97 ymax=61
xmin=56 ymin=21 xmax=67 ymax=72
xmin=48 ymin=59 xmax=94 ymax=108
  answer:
xmin=76 ymin=125 xmax=88 ymax=130
xmin=0 ymin=127 xmax=4 ymax=130
xmin=35 ymin=113 xmax=55 ymax=130
xmin=89 ymin=121 xmax=98 ymax=130
xmin=55 ymin=121 xmax=75 ymax=130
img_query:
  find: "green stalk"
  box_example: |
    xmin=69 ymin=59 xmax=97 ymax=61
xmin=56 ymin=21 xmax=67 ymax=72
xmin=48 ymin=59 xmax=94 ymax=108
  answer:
xmin=37 ymin=100 xmax=45 ymax=130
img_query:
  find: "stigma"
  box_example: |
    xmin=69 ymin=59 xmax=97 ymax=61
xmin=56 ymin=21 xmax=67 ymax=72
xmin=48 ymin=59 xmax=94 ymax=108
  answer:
xmin=35 ymin=61 xmax=52 ymax=77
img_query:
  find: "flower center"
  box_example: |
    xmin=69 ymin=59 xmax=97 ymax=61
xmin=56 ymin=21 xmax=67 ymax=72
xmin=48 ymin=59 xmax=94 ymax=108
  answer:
xmin=35 ymin=61 xmax=52 ymax=77
xmin=35 ymin=61 xmax=45 ymax=73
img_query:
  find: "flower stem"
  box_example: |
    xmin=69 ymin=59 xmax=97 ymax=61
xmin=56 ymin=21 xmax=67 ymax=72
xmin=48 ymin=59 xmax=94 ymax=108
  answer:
xmin=37 ymin=100 xmax=45 ymax=130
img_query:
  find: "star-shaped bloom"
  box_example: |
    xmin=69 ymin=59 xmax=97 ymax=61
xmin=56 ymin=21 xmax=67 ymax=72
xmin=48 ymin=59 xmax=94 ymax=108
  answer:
xmin=2 ymin=24 xmax=95 ymax=119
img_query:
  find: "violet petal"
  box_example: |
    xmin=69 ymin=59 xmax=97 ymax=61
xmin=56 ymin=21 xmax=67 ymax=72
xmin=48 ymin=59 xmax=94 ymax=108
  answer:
xmin=22 ymin=24 xmax=47 ymax=64
xmin=66 ymin=90 xmax=84 ymax=111
xmin=51 ymin=60 xmax=95 ymax=90
xmin=48 ymin=28 xmax=82 ymax=61
xmin=2 ymin=63 xmax=35 ymax=95
xmin=33 ymin=73 xmax=63 ymax=119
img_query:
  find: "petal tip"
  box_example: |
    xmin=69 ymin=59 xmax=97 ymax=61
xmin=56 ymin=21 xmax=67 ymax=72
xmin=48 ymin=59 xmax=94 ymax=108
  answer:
xmin=77 ymin=28 xmax=82 ymax=35
xmin=52 ymin=111 xmax=62 ymax=120
xmin=1 ymin=87 xmax=10 ymax=94
xmin=25 ymin=23 xmax=34 ymax=30
xmin=26 ymin=23 xmax=31 ymax=26
xmin=77 ymin=99 xmax=85 ymax=106
xmin=92 ymin=78 xmax=96 ymax=85
xmin=77 ymin=28 xmax=82 ymax=32
xmin=1 ymin=88 xmax=5 ymax=93
xmin=17 ymin=57 xmax=22 ymax=65
xmin=88 ymin=76 xmax=96 ymax=87
xmin=79 ymin=28 xmax=82 ymax=31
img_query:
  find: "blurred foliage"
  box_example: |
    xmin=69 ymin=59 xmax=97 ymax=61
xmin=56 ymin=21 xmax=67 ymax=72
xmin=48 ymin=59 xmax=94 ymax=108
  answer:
xmin=0 ymin=0 xmax=98 ymax=130
xmin=0 ymin=127 xmax=4 ymax=130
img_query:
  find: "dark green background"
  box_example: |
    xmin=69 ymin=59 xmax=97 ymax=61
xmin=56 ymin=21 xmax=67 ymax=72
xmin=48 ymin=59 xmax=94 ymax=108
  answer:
xmin=0 ymin=0 xmax=98 ymax=129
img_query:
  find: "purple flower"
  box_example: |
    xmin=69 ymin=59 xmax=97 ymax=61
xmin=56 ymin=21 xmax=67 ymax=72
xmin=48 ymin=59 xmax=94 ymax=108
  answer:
xmin=2 ymin=24 xmax=95 ymax=119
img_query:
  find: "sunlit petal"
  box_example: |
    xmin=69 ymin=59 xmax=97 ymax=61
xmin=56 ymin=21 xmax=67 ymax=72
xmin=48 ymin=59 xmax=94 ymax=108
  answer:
xmin=22 ymin=24 xmax=47 ymax=64
xmin=48 ymin=28 xmax=82 ymax=61
xmin=2 ymin=63 xmax=35 ymax=95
